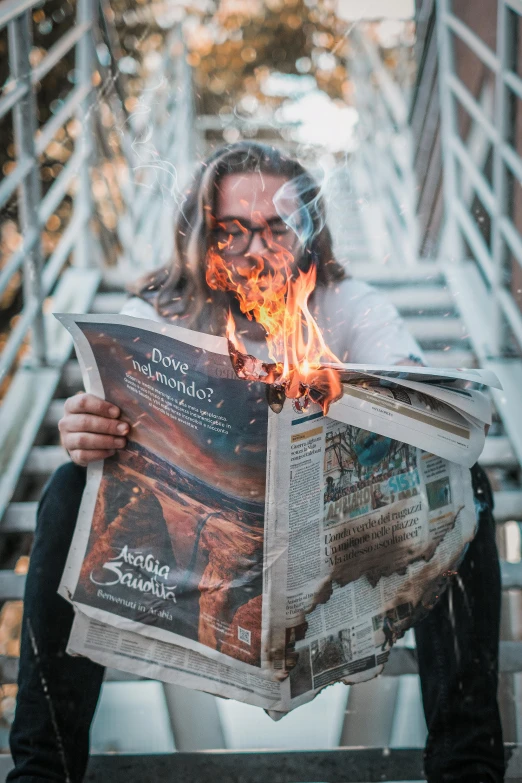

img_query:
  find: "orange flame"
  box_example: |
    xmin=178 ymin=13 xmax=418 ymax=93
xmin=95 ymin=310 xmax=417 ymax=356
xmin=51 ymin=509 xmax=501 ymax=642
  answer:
xmin=281 ymin=265 xmax=342 ymax=407
xmin=226 ymin=309 xmax=247 ymax=354
xmin=207 ymin=219 xmax=342 ymax=412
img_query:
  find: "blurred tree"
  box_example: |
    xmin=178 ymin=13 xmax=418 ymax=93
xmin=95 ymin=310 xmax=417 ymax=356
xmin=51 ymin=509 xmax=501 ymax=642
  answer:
xmin=186 ymin=0 xmax=352 ymax=114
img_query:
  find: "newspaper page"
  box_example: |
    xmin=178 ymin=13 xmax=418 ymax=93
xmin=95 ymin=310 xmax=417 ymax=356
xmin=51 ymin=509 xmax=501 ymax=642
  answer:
xmin=67 ymin=612 xmax=285 ymax=709
xmin=262 ymin=402 xmax=478 ymax=713
xmin=55 ymin=313 xmax=280 ymax=679
xmin=329 ymin=383 xmax=486 ymax=467
xmin=332 ymin=362 xmax=502 ymax=389
xmin=56 ymin=313 xmax=488 ymax=715
xmin=367 ymin=375 xmax=493 ymax=425
xmin=67 ymin=406 xmax=478 ymax=714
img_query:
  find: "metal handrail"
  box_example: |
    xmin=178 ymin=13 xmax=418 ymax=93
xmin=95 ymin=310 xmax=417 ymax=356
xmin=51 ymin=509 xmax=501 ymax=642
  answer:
xmin=89 ymin=9 xmax=195 ymax=272
xmin=0 ymin=0 xmax=194 ymax=384
xmin=437 ymin=0 xmax=522 ymax=359
xmin=0 ymin=0 xmax=195 ymax=535
xmin=0 ymin=0 xmax=97 ymax=381
xmin=347 ymin=27 xmax=419 ymax=266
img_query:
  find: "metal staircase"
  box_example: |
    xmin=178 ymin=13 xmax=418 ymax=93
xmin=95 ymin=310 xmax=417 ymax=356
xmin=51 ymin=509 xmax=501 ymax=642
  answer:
xmin=0 ymin=0 xmax=521 ymax=779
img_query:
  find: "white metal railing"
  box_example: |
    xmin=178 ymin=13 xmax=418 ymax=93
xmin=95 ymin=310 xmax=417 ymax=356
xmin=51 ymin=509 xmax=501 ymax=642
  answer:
xmin=437 ymin=0 xmax=522 ymax=360
xmin=0 ymin=0 xmax=195 ymax=520
xmin=101 ymin=26 xmax=195 ymax=277
xmin=0 ymin=0 xmax=97 ymax=384
xmin=0 ymin=0 xmax=195 ymax=385
xmin=347 ymin=26 xmax=420 ymax=266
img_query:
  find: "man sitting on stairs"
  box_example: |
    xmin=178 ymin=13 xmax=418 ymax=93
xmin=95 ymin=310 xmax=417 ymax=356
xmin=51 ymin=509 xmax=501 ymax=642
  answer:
xmin=8 ymin=142 xmax=505 ymax=783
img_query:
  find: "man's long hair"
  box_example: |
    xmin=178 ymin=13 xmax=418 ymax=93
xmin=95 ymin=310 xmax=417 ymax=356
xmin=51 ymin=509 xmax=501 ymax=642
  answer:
xmin=129 ymin=141 xmax=346 ymax=332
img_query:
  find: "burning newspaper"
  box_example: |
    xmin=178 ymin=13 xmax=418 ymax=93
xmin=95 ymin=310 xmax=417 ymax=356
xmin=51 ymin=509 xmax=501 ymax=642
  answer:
xmin=56 ymin=312 xmax=500 ymax=714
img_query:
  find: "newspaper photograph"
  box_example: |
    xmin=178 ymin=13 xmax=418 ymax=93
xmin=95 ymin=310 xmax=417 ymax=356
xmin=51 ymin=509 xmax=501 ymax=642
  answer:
xmin=56 ymin=312 xmax=499 ymax=714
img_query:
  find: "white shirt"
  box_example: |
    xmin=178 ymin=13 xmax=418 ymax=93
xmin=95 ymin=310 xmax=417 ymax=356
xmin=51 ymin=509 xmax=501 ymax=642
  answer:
xmin=120 ymin=278 xmax=424 ymax=366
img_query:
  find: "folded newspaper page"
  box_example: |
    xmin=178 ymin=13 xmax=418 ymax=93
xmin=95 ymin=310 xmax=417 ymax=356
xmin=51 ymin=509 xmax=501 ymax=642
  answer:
xmin=329 ymin=382 xmax=485 ymax=467
xmin=56 ymin=312 xmax=498 ymax=713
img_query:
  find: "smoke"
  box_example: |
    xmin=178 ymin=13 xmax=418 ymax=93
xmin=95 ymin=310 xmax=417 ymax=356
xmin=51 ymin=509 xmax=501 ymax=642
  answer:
xmin=272 ymin=164 xmax=332 ymax=249
xmin=119 ymin=77 xmax=184 ymax=208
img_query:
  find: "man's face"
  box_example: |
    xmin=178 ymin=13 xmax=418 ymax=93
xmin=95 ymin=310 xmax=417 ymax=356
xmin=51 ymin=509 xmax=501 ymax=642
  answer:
xmin=211 ymin=172 xmax=303 ymax=285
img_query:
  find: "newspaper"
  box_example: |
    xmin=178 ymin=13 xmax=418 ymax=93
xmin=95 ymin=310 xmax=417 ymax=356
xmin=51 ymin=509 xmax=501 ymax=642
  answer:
xmin=56 ymin=312 xmax=499 ymax=714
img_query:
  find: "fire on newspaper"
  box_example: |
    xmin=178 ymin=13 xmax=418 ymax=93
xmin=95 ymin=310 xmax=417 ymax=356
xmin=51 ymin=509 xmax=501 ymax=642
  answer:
xmin=55 ymin=308 xmax=500 ymax=715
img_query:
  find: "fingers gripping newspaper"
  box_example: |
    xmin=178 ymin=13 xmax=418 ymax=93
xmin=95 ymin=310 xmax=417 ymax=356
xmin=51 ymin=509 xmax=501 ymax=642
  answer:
xmin=56 ymin=313 xmax=500 ymax=715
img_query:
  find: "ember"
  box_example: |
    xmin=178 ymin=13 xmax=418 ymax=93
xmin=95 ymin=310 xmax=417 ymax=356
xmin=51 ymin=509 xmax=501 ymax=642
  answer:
xmin=207 ymin=215 xmax=343 ymax=413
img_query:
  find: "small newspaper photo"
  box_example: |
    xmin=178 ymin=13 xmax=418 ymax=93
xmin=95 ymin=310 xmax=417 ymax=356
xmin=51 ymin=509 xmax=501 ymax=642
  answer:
xmin=56 ymin=312 xmax=500 ymax=714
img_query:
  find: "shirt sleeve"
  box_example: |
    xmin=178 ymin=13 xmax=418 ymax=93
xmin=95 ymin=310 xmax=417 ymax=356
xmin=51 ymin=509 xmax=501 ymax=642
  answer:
xmin=315 ymin=279 xmax=425 ymax=366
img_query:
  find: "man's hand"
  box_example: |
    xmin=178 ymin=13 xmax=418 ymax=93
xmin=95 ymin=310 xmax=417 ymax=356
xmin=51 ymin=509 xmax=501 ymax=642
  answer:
xmin=58 ymin=393 xmax=129 ymax=466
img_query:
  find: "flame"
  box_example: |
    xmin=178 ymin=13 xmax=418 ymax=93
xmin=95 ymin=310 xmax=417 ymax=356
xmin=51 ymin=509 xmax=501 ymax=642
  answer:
xmin=226 ymin=309 xmax=247 ymax=354
xmin=206 ymin=218 xmax=342 ymax=412
xmin=281 ymin=265 xmax=342 ymax=408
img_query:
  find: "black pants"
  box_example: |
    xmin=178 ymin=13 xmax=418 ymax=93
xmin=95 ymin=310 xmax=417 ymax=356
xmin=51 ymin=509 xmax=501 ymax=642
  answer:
xmin=7 ymin=462 xmax=505 ymax=782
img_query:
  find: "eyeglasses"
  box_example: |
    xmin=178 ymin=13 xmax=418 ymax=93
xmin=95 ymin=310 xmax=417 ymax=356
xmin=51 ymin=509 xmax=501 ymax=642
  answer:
xmin=210 ymin=217 xmax=298 ymax=256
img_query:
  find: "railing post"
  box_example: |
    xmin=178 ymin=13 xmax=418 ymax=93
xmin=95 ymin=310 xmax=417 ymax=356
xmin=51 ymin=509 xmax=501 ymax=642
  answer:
xmin=176 ymin=40 xmax=196 ymax=191
xmin=435 ymin=0 xmax=464 ymax=263
xmin=348 ymin=27 xmax=419 ymax=267
xmin=74 ymin=0 xmax=97 ymax=268
xmin=7 ymin=11 xmax=46 ymax=366
xmin=491 ymin=0 xmax=510 ymax=357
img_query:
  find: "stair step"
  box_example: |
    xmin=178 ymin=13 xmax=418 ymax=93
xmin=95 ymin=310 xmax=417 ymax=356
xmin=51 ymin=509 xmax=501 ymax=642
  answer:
xmin=480 ymin=436 xmax=517 ymax=469
xmin=389 ymin=286 xmax=453 ymax=312
xmin=494 ymin=491 xmax=522 ymax=523
xmin=92 ymin=287 xmax=464 ymax=335
xmin=349 ymin=261 xmax=445 ymax=284
xmin=404 ymin=316 xmax=469 ymax=342
xmin=0 ymin=572 xmax=27 ymax=600
xmin=0 ymin=478 xmax=522 ymax=533
xmin=92 ymin=293 xmax=127 ymax=313
xmin=23 ymin=446 xmax=68 ymax=474
xmin=0 ymin=744 xmax=519 ymax=781
xmin=20 ymin=440 xmax=522 ymax=512
xmin=1 ymin=503 xmax=38 ymax=532
xmin=4 ymin=484 xmax=522 ymax=536
xmin=43 ymin=399 xmax=66 ymax=428
xmin=18 ymin=446 xmax=522 ymax=517
xmin=500 ymin=561 xmax=522 ymax=590
xmin=339 ymin=252 xmax=372 ymax=262
xmin=5 ymin=487 xmax=522 ymax=536
xmin=422 ymin=349 xmax=474 ymax=366
xmin=0 ymin=748 xmax=431 ymax=782
xmin=336 ymin=242 xmax=370 ymax=253
xmin=28 ymin=744 xmax=522 ymax=781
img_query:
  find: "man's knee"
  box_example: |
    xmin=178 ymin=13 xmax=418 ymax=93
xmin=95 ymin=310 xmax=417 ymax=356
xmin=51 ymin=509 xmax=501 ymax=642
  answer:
xmin=36 ymin=461 xmax=87 ymax=540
